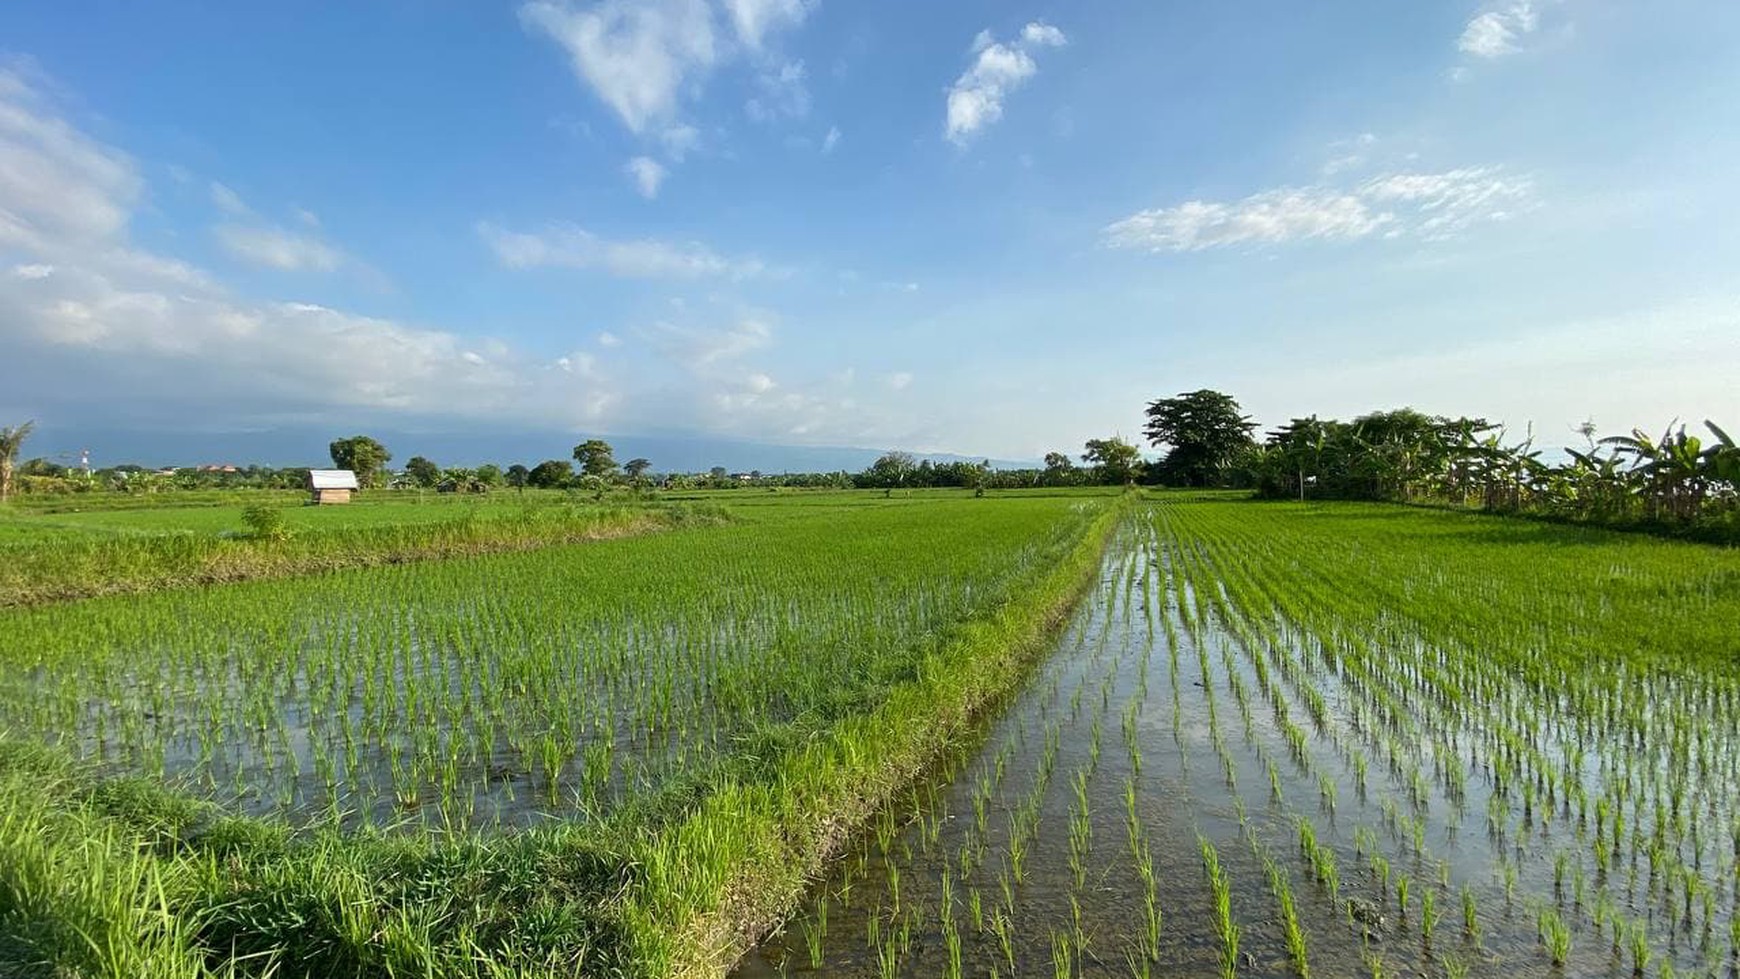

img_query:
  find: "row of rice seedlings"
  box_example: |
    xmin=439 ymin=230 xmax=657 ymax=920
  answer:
xmin=1156 ymin=497 xmax=1740 ymax=976
xmin=4 ymin=498 xmax=1106 ymax=830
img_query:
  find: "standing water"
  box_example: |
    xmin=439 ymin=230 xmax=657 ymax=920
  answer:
xmin=735 ymin=505 xmax=1740 ymax=978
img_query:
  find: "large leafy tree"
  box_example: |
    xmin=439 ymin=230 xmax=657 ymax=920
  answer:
xmin=1082 ymin=437 xmax=1141 ymax=485
xmin=404 ymin=455 xmax=440 ymax=488
xmin=527 ymin=459 xmax=573 ymax=489
xmin=573 ymin=439 xmax=619 ymax=480
xmin=863 ymin=451 xmax=917 ymax=488
xmin=0 ymin=420 xmax=34 ymax=501
xmin=328 ymin=435 xmax=391 ymax=488
xmin=1143 ymin=390 xmax=1256 ymax=486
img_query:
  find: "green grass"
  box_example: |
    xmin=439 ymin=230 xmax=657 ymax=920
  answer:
xmin=0 ymin=490 xmax=1126 ymax=977
xmin=0 ymin=499 xmax=728 ymax=605
xmin=0 ymin=490 xmax=601 ymax=541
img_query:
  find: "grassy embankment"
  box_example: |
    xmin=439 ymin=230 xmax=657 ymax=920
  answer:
xmin=0 ymin=499 xmax=725 ymax=606
xmin=0 ymin=490 xmax=1129 ymax=977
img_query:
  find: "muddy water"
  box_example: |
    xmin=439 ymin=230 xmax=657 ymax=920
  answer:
xmin=734 ymin=516 xmax=1737 ymax=979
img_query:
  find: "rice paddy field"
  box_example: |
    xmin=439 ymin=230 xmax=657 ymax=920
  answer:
xmin=738 ymin=495 xmax=1740 ymax=979
xmin=0 ymin=489 xmax=1121 ymax=976
xmin=2 ymin=488 xmax=1736 ymax=978
xmin=0 ymin=489 xmax=599 ymax=543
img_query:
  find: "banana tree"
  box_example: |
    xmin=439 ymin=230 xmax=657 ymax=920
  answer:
xmin=1602 ymin=422 xmax=1710 ymax=521
xmin=1702 ymin=420 xmax=1739 ymax=506
xmin=0 ymin=420 xmax=34 ymax=502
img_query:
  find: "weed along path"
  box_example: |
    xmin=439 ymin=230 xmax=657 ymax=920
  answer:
xmin=736 ymin=497 xmax=1740 ymax=979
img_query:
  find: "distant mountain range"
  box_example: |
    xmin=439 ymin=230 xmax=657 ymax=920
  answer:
xmin=21 ymin=423 xmax=1039 ymax=474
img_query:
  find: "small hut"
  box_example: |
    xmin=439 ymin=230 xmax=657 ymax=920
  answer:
xmin=307 ymin=469 xmax=359 ymax=505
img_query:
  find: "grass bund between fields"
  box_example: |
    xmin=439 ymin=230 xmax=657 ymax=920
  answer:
xmin=0 ymin=489 xmax=1129 ymax=977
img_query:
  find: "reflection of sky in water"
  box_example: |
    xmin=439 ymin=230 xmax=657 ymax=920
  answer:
xmin=736 ymin=518 xmax=1737 ymax=979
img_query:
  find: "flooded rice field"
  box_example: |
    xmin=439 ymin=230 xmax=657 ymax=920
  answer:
xmin=737 ymin=506 xmax=1740 ymax=978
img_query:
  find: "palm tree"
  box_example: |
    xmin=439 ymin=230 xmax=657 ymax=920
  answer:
xmin=0 ymin=420 xmax=35 ymax=502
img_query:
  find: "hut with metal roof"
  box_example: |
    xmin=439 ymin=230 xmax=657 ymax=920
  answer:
xmin=307 ymin=469 xmax=359 ymax=505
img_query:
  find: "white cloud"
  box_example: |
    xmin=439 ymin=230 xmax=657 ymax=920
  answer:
xmin=624 ymin=155 xmax=668 ymax=198
xmin=886 ymin=371 xmax=913 ymax=390
xmin=0 ymin=69 xmax=140 ymax=249
xmin=478 ymin=221 xmax=767 ymax=279
xmin=598 ymin=330 xmax=622 ymax=347
xmin=821 ymin=124 xmax=840 ymax=155
xmin=1321 ymin=132 xmax=1378 ymax=176
xmin=1103 ymin=167 xmax=1532 ymax=252
xmin=519 ymin=0 xmax=812 ymax=139
xmin=0 ymin=66 xmax=620 ymax=432
xmin=744 ymin=371 xmax=776 ymax=393
xmin=214 ymin=224 xmax=344 ymax=272
xmin=722 ymin=0 xmax=810 ymax=50
xmin=1459 ymin=1 xmax=1539 ymax=58
xmin=209 ymin=181 xmax=250 ymax=216
xmin=518 ymin=0 xmax=718 ymax=136
xmin=746 ymin=59 xmax=809 ymax=122
xmin=946 ymin=22 xmax=1067 ymax=145
xmin=646 ymin=316 xmax=772 ymax=368
xmin=1020 ymin=22 xmax=1067 ymax=48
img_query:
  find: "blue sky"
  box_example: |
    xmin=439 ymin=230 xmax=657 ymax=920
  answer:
xmin=1 ymin=0 xmax=1737 ymax=466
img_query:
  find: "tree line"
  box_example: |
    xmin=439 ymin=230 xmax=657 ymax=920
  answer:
xmin=1142 ymin=390 xmax=1740 ymax=537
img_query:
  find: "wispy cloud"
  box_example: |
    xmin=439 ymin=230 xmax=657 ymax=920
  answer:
xmin=745 ymin=59 xmax=809 ymax=122
xmin=214 ymin=224 xmax=344 ymax=272
xmin=1459 ymin=1 xmax=1540 ymax=58
xmin=945 ymin=21 xmax=1067 ymax=145
xmin=519 ymin=0 xmax=812 ymax=138
xmin=478 ymin=221 xmax=767 ymax=279
xmin=1103 ymin=167 xmax=1533 ymax=252
xmin=624 ymin=155 xmax=667 ymax=198
xmin=209 ymin=181 xmax=250 ymax=216
xmin=721 ymin=0 xmax=810 ymax=51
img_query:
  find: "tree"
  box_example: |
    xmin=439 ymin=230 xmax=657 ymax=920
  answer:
xmin=0 ymin=420 xmax=34 ymax=502
xmin=329 ymin=435 xmax=392 ymax=488
xmin=405 ymin=455 xmax=440 ymax=488
xmin=863 ymin=451 xmax=917 ymax=489
xmin=505 ymin=464 xmax=530 ymax=493
xmin=527 ymin=459 xmax=573 ymax=489
xmin=573 ymin=439 xmax=618 ymax=480
xmin=1042 ymin=451 xmax=1076 ymax=487
xmin=1143 ymin=390 xmax=1257 ymax=486
xmin=475 ymin=463 xmax=504 ymax=489
xmin=624 ymin=458 xmax=651 ymax=480
xmin=1082 ymin=437 xmax=1141 ymax=485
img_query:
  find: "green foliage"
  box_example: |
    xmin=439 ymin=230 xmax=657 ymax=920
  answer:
xmin=327 ymin=435 xmax=391 ymax=488
xmin=404 ymin=456 xmax=440 ymax=488
xmin=0 ymin=419 xmax=34 ymax=502
xmin=1142 ymin=390 xmax=1257 ymax=486
xmin=1082 ymin=436 xmax=1141 ymax=485
xmin=526 ymin=459 xmax=572 ymax=489
xmin=572 ymin=439 xmax=618 ymax=480
xmin=1244 ymin=407 xmax=1740 ymax=537
xmin=240 ymin=504 xmax=290 ymax=541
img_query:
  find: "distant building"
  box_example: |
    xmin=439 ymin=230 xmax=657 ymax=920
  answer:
xmin=307 ymin=469 xmax=359 ymax=504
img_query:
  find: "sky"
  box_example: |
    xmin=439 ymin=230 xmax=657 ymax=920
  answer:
xmin=1 ymin=0 xmax=1737 ymax=468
